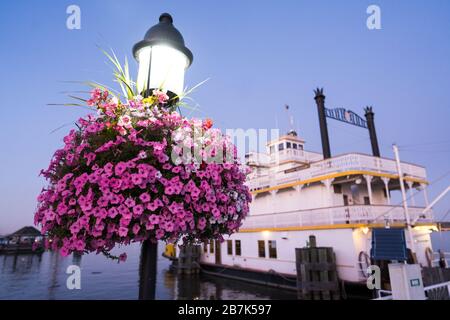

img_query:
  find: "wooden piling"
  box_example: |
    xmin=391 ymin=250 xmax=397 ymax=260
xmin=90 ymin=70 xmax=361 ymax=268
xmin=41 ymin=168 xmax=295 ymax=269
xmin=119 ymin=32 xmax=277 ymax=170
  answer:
xmin=177 ymin=244 xmax=201 ymax=275
xmin=295 ymin=235 xmax=340 ymax=300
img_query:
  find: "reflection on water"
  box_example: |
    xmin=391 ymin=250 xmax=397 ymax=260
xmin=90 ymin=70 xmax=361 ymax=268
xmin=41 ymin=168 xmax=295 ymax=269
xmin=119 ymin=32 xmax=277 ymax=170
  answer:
xmin=0 ymin=243 xmax=296 ymax=300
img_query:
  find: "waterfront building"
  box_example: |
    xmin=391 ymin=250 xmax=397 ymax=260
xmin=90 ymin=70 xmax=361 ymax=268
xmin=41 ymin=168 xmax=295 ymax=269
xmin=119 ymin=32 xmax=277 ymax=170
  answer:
xmin=0 ymin=226 xmax=43 ymax=253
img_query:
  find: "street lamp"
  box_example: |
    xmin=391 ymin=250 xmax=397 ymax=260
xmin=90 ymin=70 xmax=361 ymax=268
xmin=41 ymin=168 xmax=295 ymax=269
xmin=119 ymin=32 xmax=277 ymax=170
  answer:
xmin=133 ymin=13 xmax=193 ymax=99
xmin=133 ymin=12 xmax=193 ymax=301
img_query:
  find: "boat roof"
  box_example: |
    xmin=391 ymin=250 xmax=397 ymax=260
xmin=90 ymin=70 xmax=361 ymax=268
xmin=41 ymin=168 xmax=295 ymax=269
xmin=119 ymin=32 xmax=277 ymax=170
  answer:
xmin=7 ymin=226 xmax=41 ymax=238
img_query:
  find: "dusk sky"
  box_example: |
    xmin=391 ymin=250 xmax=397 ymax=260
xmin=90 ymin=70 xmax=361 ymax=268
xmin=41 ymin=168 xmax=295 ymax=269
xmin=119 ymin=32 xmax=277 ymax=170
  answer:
xmin=0 ymin=0 xmax=449 ymax=234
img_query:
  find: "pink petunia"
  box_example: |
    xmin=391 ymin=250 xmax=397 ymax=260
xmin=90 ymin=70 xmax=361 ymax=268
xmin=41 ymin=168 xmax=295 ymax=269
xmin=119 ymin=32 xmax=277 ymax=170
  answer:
xmin=74 ymin=240 xmax=86 ymax=251
xmin=132 ymin=204 xmax=144 ymax=217
xmin=155 ymin=229 xmax=165 ymax=240
xmin=115 ymin=162 xmax=127 ymax=176
xmin=97 ymin=197 xmax=109 ymax=207
xmin=164 ymin=221 xmax=174 ymax=232
xmin=148 ymin=214 xmax=160 ymax=225
xmin=60 ymin=246 xmax=70 ymax=257
xmin=131 ymin=174 xmax=143 ymax=185
xmin=124 ymin=198 xmax=136 ymax=208
xmin=132 ymin=224 xmax=141 ymax=235
xmin=152 ymin=89 xmax=169 ymax=104
xmin=108 ymin=207 xmax=119 ymax=218
xmin=118 ymin=226 xmax=128 ymax=237
xmin=212 ymin=207 xmax=221 ymax=218
xmin=118 ymin=253 xmax=127 ymax=262
xmin=110 ymin=194 xmax=122 ymax=205
xmin=197 ymin=217 xmax=207 ymax=230
xmin=70 ymin=223 xmax=81 ymax=235
xmin=120 ymin=216 xmax=131 ymax=227
xmin=139 ymin=193 xmax=151 ymax=203
xmin=146 ymin=201 xmax=158 ymax=212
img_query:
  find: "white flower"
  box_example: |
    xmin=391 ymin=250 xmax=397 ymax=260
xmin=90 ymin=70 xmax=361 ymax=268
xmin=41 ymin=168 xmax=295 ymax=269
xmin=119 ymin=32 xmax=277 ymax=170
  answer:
xmin=138 ymin=151 xmax=147 ymax=159
xmin=118 ymin=115 xmax=132 ymax=128
xmin=131 ymin=111 xmax=145 ymax=118
xmin=173 ymin=157 xmax=182 ymax=165
xmin=172 ymin=129 xmax=185 ymax=142
xmin=111 ymin=96 xmax=119 ymax=106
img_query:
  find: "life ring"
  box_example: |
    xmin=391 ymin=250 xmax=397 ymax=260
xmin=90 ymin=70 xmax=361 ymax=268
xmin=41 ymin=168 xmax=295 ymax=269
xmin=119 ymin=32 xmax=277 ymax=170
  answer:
xmin=358 ymin=251 xmax=371 ymax=278
xmin=425 ymin=247 xmax=433 ymax=267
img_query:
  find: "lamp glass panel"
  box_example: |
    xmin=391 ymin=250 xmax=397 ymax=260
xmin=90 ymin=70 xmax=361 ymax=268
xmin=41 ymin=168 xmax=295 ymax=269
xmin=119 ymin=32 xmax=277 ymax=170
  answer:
xmin=136 ymin=45 xmax=189 ymax=95
xmin=136 ymin=46 xmax=151 ymax=94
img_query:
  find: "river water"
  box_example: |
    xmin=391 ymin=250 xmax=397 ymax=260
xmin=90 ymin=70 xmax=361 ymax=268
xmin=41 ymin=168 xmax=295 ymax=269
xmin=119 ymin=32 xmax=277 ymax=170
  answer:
xmin=1 ymin=233 xmax=448 ymax=300
xmin=0 ymin=242 xmax=296 ymax=300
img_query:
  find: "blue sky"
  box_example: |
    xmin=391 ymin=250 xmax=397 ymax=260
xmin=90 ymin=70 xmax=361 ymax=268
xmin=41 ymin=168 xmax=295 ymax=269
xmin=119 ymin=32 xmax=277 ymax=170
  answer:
xmin=0 ymin=0 xmax=449 ymax=234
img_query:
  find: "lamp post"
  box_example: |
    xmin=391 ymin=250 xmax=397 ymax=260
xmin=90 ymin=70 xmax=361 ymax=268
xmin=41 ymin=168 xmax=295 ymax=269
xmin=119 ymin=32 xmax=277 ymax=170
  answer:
xmin=133 ymin=12 xmax=193 ymax=300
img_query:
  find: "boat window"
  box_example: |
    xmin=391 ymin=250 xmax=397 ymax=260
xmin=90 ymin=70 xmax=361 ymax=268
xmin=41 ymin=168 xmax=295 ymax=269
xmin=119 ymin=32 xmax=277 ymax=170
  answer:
xmin=298 ymin=144 xmax=303 ymax=150
xmin=270 ymin=146 xmax=275 ymax=154
xmin=235 ymin=240 xmax=241 ymax=256
xmin=203 ymin=241 xmax=208 ymax=253
xmin=350 ymin=184 xmax=359 ymax=200
xmin=343 ymin=194 xmax=349 ymax=206
xmin=333 ymin=184 xmax=342 ymax=194
xmin=268 ymin=241 xmax=277 ymax=259
xmin=364 ymin=196 xmax=371 ymax=205
xmin=227 ymin=240 xmax=233 ymax=255
xmin=209 ymin=240 xmax=214 ymax=253
xmin=286 ymin=142 xmax=291 ymax=149
xmin=258 ymin=240 xmax=266 ymax=258
xmin=278 ymin=143 xmax=284 ymax=151
xmin=293 ymin=143 xmax=298 ymax=149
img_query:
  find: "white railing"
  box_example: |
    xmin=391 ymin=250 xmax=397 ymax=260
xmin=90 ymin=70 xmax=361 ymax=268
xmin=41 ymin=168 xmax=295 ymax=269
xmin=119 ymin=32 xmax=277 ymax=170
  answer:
xmin=373 ymin=295 xmax=393 ymax=300
xmin=374 ymin=290 xmax=393 ymax=300
xmin=373 ymin=281 xmax=450 ymax=300
xmin=241 ymin=205 xmax=433 ymax=229
xmin=309 ymin=153 xmax=426 ymax=178
xmin=270 ymin=149 xmax=323 ymax=165
xmin=248 ymin=153 xmax=427 ymax=191
xmin=431 ymin=252 xmax=450 ymax=268
xmin=424 ymin=281 xmax=450 ymax=300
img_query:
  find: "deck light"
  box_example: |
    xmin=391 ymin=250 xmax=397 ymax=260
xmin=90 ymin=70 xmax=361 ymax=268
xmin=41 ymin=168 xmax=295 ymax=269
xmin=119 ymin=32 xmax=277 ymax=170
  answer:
xmin=262 ymin=230 xmax=271 ymax=238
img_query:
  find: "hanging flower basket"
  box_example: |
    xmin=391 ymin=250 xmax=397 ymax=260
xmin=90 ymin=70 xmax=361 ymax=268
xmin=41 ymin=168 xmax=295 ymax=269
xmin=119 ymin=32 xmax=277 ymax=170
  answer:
xmin=35 ymin=87 xmax=251 ymax=261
